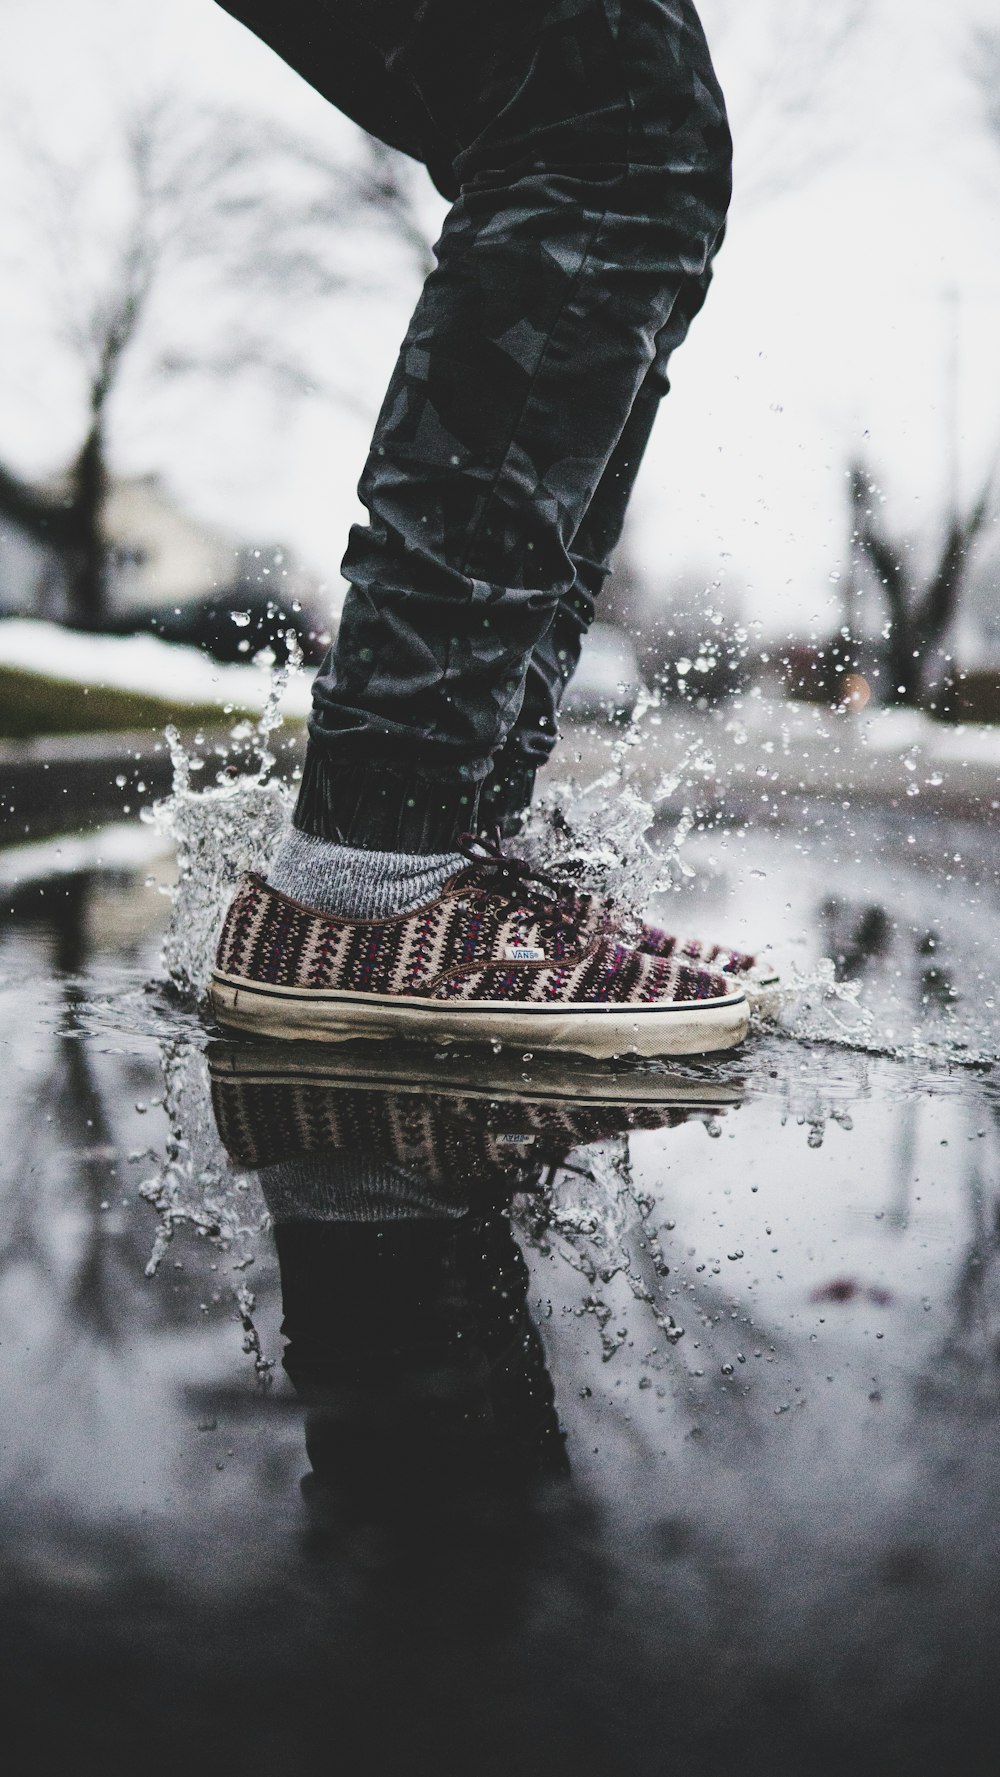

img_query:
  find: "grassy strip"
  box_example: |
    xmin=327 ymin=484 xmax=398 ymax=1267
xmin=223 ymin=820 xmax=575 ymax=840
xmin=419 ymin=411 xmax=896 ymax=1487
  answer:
xmin=0 ymin=664 xmax=253 ymax=740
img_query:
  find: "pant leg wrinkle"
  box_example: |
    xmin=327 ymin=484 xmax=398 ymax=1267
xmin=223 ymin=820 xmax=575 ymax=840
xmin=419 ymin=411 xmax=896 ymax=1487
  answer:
xmin=220 ymin=0 xmax=732 ymax=849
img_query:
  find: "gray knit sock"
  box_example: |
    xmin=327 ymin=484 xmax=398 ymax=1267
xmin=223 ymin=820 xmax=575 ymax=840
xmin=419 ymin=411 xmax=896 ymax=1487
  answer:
xmin=259 ymin=1154 xmax=466 ymax=1223
xmin=267 ymin=828 xmax=465 ymax=919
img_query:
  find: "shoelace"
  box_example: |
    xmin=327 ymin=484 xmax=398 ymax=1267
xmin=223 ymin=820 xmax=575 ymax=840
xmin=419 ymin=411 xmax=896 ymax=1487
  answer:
xmin=456 ymin=829 xmax=589 ymax=943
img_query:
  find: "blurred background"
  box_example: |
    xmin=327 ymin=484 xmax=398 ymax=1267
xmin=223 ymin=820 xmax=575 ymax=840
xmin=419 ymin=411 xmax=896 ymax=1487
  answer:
xmin=1 ymin=0 xmax=999 ymax=751
xmin=4 ymin=16 xmax=1000 ymax=1762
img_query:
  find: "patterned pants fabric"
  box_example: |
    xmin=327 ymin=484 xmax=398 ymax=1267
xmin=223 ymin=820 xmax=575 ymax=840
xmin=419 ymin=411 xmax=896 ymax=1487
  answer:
xmin=217 ymin=0 xmax=732 ymax=849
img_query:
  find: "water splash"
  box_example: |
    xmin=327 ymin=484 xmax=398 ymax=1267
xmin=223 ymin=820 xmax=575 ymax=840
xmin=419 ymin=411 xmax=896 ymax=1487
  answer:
xmin=521 ymin=721 xmax=718 ymax=926
xmin=137 ymin=1039 xmax=275 ymax=1379
xmin=517 ymin=1129 xmax=703 ymax=1353
xmin=142 ymin=636 xmax=302 ymax=1000
xmin=133 ymin=634 xmax=997 ymax=1080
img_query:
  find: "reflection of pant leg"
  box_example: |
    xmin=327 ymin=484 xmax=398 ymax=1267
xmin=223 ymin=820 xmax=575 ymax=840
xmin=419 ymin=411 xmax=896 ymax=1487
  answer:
xmin=479 ymin=260 xmax=720 ymax=834
xmin=294 ymin=1 xmax=732 ymax=852
xmin=274 ymin=1213 xmax=568 ymax=1501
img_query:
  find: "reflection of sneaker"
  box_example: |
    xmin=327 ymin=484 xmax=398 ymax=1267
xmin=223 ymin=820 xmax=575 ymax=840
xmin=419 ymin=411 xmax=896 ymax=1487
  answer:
xmin=208 ymin=1035 xmax=746 ymax=1106
xmin=210 ymin=860 xmax=749 ymax=1060
xmin=208 ymin=1041 xmax=744 ymax=1210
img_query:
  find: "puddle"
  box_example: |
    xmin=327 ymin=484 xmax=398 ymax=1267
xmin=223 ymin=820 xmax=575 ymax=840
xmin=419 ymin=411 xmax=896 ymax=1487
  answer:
xmin=1 ymin=730 xmax=1000 ymax=1768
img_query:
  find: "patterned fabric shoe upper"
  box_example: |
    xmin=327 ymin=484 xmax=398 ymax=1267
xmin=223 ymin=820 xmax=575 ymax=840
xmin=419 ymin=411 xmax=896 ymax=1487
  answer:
xmin=491 ymin=834 xmax=759 ymax=977
xmin=215 ymin=838 xmax=734 ymax=1011
xmin=637 ymin=925 xmax=758 ymax=975
xmin=211 ymin=1073 xmax=686 ymax=1195
xmin=548 ymin=894 xmax=759 ymax=978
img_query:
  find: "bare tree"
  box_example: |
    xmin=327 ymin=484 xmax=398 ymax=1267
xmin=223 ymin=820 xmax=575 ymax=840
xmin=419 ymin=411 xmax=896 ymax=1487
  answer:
xmin=821 ymin=23 xmax=1000 ymax=715
xmin=699 ymin=0 xmax=870 ymax=207
xmin=0 ymin=98 xmax=432 ymax=629
xmin=972 ymin=24 xmax=1000 ymax=142
xmin=599 ymin=3 xmax=870 ymax=646
xmin=847 ymin=461 xmax=995 ymax=709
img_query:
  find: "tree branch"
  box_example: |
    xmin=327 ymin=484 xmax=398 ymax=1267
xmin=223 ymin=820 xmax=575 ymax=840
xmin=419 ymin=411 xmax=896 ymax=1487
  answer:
xmin=918 ymin=471 xmax=996 ymax=642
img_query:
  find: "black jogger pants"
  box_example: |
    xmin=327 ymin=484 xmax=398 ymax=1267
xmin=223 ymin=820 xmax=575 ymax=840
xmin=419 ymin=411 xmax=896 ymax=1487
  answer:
xmin=216 ymin=0 xmax=732 ymax=849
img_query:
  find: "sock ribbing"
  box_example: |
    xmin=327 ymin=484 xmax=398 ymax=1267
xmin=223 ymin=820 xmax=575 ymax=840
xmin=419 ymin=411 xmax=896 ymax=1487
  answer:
xmin=259 ymin=1154 xmax=465 ymax=1224
xmin=267 ymin=828 xmax=464 ymax=920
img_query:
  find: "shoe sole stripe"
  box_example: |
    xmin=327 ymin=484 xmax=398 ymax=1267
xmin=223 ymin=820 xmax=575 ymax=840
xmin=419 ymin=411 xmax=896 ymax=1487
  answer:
xmin=210 ymin=972 xmax=750 ymax=1059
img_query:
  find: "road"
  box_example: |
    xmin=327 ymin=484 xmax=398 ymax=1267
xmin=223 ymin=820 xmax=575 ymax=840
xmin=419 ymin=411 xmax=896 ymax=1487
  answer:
xmin=0 ymin=758 xmax=998 ymax=1771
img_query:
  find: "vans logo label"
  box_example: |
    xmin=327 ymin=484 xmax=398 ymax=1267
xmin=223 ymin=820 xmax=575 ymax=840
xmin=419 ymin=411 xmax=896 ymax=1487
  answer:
xmin=504 ymin=944 xmax=545 ymax=962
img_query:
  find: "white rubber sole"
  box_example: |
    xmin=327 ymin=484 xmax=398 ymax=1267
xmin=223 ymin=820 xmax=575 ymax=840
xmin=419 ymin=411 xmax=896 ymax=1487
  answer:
xmin=210 ymin=972 xmax=750 ymax=1060
xmin=207 ymin=1038 xmax=747 ymax=1107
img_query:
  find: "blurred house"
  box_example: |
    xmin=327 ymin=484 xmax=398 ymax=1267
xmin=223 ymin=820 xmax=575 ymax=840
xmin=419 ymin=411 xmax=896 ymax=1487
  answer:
xmin=0 ymin=469 xmax=330 ymax=663
xmin=101 ymin=475 xmax=244 ymax=616
xmin=0 ymin=463 xmax=70 ymax=618
xmin=941 ymin=554 xmax=1000 ymax=719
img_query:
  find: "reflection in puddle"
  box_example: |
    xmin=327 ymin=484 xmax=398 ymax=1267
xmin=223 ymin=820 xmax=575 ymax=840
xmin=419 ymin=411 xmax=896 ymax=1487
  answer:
xmin=207 ymin=1041 xmax=742 ymax=1376
xmin=2 ymin=842 xmax=1000 ymax=1766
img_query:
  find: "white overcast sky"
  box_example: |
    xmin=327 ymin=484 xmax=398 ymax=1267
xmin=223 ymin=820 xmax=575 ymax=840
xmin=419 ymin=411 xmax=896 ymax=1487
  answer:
xmin=2 ymin=0 xmax=999 ymax=639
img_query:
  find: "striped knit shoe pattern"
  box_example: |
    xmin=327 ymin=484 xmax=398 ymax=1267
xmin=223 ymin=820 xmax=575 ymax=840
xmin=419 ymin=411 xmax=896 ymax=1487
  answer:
xmin=530 ymin=896 xmax=781 ymax=1017
xmin=510 ymin=823 xmax=780 ymax=1017
xmin=511 ymin=889 xmax=780 ymax=1019
xmin=210 ymin=837 xmax=749 ymax=1059
xmin=210 ymin=1069 xmax=693 ymax=1205
xmin=635 ymin=923 xmax=781 ymax=1018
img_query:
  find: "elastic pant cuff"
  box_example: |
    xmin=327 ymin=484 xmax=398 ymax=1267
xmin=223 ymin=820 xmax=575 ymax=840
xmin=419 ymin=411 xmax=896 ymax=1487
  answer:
xmin=293 ymin=745 xmax=480 ymax=853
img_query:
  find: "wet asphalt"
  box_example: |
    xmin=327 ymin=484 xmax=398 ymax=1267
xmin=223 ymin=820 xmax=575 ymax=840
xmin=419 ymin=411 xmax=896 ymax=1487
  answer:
xmin=1 ymin=790 xmax=999 ymax=1775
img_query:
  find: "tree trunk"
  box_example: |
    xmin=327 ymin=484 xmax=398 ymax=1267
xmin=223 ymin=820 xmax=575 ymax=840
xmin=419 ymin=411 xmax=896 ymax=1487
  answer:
xmin=849 ymin=460 xmax=994 ymax=711
xmin=66 ymin=420 xmax=108 ymax=630
xmin=883 ymin=601 xmax=921 ymax=706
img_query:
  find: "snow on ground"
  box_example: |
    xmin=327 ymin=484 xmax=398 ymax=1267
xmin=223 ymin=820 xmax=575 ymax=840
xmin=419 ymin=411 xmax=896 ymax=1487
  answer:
xmin=0 ymin=620 xmax=312 ymax=718
xmin=0 ymin=821 xmax=168 ymax=890
xmin=724 ymin=692 xmax=1000 ymax=769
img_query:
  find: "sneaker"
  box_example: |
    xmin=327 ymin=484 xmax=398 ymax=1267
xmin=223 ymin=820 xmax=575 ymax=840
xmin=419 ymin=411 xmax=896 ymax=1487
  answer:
xmin=210 ymin=849 xmax=749 ymax=1060
xmin=458 ymin=836 xmax=781 ymax=1014
xmin=502 ymin=823 xmax=781 ymax=1017
xmin=635 ymin=923 xmax=781 ymax=1018
xmin=528 ymin=894 xmax=781 ymax=1018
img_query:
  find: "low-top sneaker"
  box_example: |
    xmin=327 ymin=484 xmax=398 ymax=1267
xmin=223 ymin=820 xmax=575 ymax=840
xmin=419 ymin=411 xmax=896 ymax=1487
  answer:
xmin=635 ymin=923 xmax=781 ymax=1018
xmin=210 ymin=843 xmax=749 ymax=1059
xmin=475 ymin=832 xmax=781 ymax=1017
